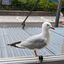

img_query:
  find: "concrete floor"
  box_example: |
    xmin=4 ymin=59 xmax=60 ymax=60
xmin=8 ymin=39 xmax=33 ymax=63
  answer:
xmin=0 ymin=16 xmax=64 ymax=23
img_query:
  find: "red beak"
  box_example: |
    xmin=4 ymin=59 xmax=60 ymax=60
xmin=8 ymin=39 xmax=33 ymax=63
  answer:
xmin=50 ymin=27 xmax=55 ymax=30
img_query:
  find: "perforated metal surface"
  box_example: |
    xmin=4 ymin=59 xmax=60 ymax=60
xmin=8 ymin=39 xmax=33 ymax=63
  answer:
xmin=0 ymin=25 xmax=63 ymax=58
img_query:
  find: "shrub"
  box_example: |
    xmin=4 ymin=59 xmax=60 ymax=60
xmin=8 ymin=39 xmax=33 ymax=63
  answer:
xmin=38 ymin=0 xmax=48 ymax=11
xmin=0 ymin=0 xmax=58 ymax=11
xmin=11 ymin=0 xmax=22 ymax=10
xmin=48 ymin=2 xmax=58 ymax=12
xmin=38 ymin=0 xmax=58 ymax=11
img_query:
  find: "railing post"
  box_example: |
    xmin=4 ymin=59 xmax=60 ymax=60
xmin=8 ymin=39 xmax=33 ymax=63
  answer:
xmin=55 ymin=0 xmax=62 ymax=27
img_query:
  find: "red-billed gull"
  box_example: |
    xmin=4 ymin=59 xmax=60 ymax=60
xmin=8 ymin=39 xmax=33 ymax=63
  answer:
xmin=8 ymin=22 xmax=55 ymax=56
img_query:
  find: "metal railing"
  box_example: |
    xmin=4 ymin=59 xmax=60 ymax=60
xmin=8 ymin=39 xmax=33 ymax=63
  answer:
xmin=0 ymin=55 xmax=64 ymax=64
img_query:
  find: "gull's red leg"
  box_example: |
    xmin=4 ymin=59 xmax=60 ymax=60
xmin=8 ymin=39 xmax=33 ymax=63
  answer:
xmin=34 ymin=49 xmax=38 ymax=57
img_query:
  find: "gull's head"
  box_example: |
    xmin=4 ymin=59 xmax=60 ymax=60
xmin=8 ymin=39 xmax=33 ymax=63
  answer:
xmin=42 ymin=22 xmax=55 ymax=30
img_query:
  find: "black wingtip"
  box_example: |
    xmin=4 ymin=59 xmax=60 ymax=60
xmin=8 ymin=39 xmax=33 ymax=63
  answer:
xmin=7 ymin=41 xmax=21 ymax=47
xmin=13 ymin=41 xmax=21 ymax=44
xmin=7 ymin=43 xmax=16 ymax=47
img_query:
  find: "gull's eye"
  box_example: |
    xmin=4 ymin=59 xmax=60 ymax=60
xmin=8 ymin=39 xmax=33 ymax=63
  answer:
xmin=47 ymin=24 xmax=49 ymax=27
xmin=47 ymin=24 xmax=50 ymax=28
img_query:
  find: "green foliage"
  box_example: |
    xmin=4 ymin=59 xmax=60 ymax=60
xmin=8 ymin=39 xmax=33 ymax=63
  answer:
xmin=38 ymin=0 xmax=58 ymax=11
xmin=0 ymin=0 xmax=58 ymax=11
xmin=48 ymin=2 xmax=58 ymax=11
xmin=24 ymin=0 xmax=36 ymax=10
xmin=11 ymin=0 xmax=24 ymax=10
xmin=62 ymin=0 xmax=64 ymax=6
xmin=61 ymin=1 xmax=64 ymax=12
xmin=11 ymin=0 xmax=36 ymax=10
xmin=38 ymin=0 xmax=48 ymax=11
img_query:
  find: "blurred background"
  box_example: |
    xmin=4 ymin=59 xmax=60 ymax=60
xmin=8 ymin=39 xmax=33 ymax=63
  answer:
xmin=0 ymin=0 xmax=63 ymax=12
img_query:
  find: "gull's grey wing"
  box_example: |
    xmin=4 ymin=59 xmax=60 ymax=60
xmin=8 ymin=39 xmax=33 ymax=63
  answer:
xmin=15 ymin=34 xmax=47 ymax=49
xmin=21 ymin=38 xmax=47 ymax=49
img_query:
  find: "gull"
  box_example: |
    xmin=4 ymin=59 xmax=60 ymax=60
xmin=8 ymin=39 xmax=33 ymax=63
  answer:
xmin=8 ymin=22 xmax=55 ymax=57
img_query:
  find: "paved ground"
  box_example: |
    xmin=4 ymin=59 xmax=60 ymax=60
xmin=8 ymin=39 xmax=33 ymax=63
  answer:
xmin=0 ymin=16 xmax=64 ymax=23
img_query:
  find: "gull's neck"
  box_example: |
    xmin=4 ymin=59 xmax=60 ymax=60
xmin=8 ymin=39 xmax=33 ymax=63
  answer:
xmin=42 ymin=27 xmax=49 ymax=38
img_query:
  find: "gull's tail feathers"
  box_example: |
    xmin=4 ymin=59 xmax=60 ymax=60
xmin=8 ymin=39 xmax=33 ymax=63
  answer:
xmin=7 ymin=41 xmax=21 ymax=48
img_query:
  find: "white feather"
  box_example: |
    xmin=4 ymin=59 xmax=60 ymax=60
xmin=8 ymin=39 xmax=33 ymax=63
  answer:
xmin=16 ymin=22 xmax=52 ymax=49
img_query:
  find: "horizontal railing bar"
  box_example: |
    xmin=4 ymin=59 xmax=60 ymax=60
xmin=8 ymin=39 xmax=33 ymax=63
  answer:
xmin=0 ymin=55 xmax=64 ymax=63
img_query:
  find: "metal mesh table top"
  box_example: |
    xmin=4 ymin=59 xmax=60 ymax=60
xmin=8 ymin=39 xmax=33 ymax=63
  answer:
xmin=0 ymin=26 xmax=63 ymax=58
